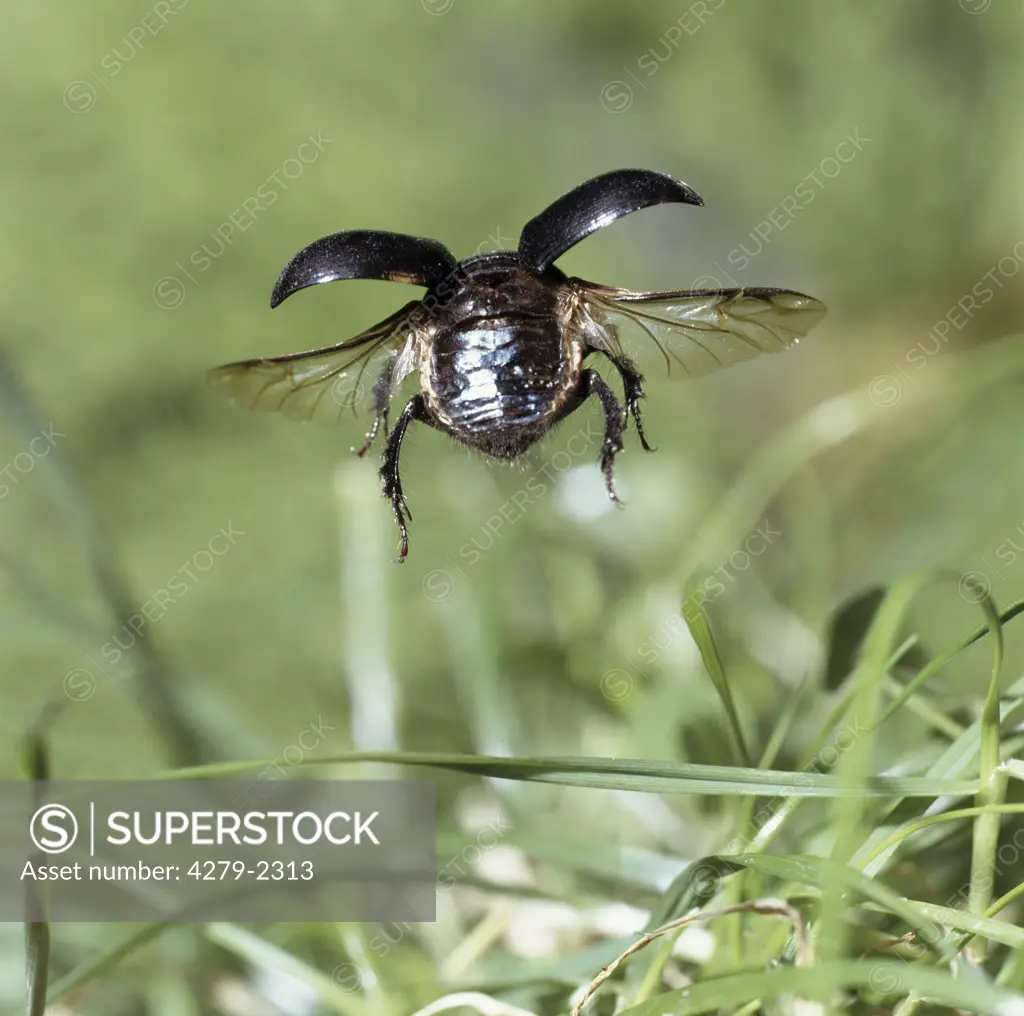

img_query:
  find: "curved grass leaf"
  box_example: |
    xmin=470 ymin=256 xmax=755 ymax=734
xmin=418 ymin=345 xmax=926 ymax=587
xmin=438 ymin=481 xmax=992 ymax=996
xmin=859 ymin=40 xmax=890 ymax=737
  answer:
xmin=616 ymin=960 xmax=1022 ymax=1016
xmin=876 ymin=598 xmax=1024 ymax=728
xmin=730 ymin=854 xmax=956 ymax=960
xmin=858 ymin=803 xmax=1024 ymax=873
xmin=860 ymin=899 xmax=1024 ymax=951
xmin=638 ymin=852 xmax=976 ymax=959
xmin=682 ymin=577 xmax=751 ymax=766
xmin=161 ymin=752 xmax=977 ymax=798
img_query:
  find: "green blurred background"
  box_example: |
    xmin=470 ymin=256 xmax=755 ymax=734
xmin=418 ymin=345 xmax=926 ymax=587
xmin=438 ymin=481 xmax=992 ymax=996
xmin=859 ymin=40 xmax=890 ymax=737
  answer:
xmin=1 ymin=0 xmax=1023 ymax=1010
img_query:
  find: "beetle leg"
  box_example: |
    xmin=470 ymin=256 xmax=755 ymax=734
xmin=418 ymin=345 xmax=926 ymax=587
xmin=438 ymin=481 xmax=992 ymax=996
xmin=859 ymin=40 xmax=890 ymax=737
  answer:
xmin=354 ymin=414 xmax=381 ymax=457
xmin=600 ymin=353 xmax=655 ymax=452
xmin=354 ymin=357 xmax=397 ymax=457
xmin=618 ymin=361 xmax=656 ymax=453
xmin=580 ymin=369 xmax=626 ymax=505
xmin=379 ymin=394 xmax=429 ymax=561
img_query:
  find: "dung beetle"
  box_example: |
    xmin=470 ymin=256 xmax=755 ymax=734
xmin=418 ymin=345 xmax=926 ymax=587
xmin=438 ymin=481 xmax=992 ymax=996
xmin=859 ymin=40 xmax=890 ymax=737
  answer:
xmin=210 ymin=169 xmax=826 ymax=560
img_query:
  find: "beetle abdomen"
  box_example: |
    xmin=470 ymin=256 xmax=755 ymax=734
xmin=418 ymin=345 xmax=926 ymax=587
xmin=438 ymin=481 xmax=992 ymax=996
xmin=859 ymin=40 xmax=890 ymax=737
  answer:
xmin=425 ymin=315 xmax=577 ymax=456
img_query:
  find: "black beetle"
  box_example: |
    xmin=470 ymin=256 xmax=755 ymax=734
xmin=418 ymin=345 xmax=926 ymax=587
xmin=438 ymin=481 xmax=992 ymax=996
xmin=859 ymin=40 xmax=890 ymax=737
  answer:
xmin=210 ymin=169 xmax=826 ymax=560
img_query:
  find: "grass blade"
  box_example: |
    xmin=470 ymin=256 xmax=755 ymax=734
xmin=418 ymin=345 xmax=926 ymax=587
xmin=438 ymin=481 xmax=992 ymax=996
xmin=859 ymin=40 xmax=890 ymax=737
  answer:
xmin=616 ymin=960 xmax=1022 ymax=1016
xmin=21 ymin=713 xmax=54 ymax=1016
xmin=967 ymin=578 xmax=1007 ymax=955
xmin=682 ymin=577 xmax=751 ymax=766
xmin=159 ymin=751 xmax=977 ymax=798
xmin=731 ymin=853 xmax=956 ymax=959
xmin=875 ymin=598 xmax=1023 ymax=728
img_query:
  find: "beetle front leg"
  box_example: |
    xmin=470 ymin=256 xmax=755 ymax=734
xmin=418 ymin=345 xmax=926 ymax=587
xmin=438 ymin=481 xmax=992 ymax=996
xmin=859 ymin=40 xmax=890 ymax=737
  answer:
xmin=580 ymin=368 xmax=627 ymax=505
xmin=379 ymin=394 xmax=429 ymax=561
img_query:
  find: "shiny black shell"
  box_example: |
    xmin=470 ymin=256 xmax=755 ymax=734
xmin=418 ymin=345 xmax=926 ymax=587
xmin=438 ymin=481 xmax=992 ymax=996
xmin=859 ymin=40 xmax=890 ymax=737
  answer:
xmin=421 ymin=253 xmax=581 ymax=458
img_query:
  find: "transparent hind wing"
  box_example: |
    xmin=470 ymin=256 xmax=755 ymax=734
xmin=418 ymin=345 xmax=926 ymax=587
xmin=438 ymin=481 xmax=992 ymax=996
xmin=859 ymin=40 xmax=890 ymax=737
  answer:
xmin=574 ymin=280 xmax=826 ymax=378
xmin=208 ymin=300 xmax=423 ymax=424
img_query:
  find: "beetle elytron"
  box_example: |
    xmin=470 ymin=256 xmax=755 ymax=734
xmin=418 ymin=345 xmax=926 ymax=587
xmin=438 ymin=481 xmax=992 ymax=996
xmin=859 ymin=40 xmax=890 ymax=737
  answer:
xmin=209 ymin=169 xmax=826 ymax=560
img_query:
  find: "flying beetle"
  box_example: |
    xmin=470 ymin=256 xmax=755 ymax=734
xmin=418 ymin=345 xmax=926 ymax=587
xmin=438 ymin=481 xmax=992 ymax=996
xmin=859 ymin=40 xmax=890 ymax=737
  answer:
xmin=209 ymin=168 xmax=826 ymax=560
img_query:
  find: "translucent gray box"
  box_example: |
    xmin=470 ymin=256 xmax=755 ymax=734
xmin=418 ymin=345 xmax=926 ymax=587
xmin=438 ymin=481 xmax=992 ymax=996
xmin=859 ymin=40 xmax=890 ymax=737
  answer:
xmin=1 ymin=779 xmax=435 ymax=922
